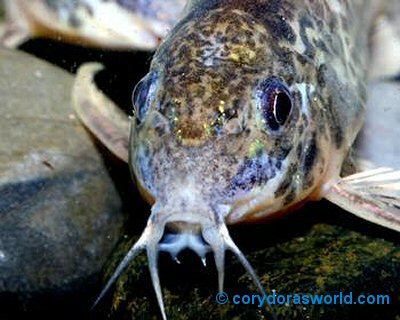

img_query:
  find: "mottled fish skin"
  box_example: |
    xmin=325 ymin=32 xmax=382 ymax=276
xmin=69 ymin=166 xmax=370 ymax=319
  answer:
xmin=130 ymin=0 xmax=383 ymax=227
xmin=6 ymin=0 xmax=186 ymax=49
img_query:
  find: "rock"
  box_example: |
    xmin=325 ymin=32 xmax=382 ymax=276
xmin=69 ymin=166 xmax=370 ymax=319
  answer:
xmin=100 ymin=202 xmax=400 ymax=320
xmin=0 ymin=48 xmax=124 ymax=317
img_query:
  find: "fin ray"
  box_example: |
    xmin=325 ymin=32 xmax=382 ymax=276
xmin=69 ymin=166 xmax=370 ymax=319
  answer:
xmin=325 ymin=168 xmax=400 ymax=232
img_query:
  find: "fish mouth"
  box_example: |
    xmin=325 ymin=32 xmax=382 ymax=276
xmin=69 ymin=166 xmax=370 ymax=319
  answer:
xmin=158 ymin=223 xmax=209 ymax=265
xmin=92 ymin=212 xmax=266 ymax=320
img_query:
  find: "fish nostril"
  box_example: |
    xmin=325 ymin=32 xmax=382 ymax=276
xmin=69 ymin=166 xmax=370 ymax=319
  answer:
xmin=224 ymin=118 xmax=243 ymax=135
xmin=150 ymin=111 xmax=171 ymax=135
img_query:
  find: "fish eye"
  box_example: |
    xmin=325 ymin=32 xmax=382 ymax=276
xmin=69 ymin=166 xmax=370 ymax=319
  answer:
xmin=132 ymin=72 xmax=158 ymax=125
xmin=258 ymin=78 xmax=293 ymax=131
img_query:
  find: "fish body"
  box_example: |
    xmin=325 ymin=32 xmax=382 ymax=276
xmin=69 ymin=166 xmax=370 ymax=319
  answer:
xmin=69 ymin=1 xmax=400 ymax=319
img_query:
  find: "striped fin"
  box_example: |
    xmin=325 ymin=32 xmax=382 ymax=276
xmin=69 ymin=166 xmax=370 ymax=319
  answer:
xmin=325 ymin=168 xmax=400 ymax=232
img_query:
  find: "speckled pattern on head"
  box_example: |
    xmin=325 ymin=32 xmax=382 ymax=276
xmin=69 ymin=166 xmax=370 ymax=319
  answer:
xmin=131 ymin=0 xmax=381 ymax=226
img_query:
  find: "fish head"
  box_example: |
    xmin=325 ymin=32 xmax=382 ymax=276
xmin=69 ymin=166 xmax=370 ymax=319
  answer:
xmin=130 ymin=7 xmax=329 ymax=230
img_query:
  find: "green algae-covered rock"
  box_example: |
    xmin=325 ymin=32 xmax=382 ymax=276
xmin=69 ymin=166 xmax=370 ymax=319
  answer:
xmin=98 ymin=202 xmax=399 ymax=320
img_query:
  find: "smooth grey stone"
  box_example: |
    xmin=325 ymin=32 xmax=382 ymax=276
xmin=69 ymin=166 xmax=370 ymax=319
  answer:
xmin=0 ymin=48 xmax=124 ymax=312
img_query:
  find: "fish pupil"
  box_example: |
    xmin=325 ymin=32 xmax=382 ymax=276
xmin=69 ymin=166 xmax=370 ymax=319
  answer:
xmin=273 ymin=90 xmax=292 ymax=125
xmin=260 ymin=79 xmax=292 ymax=130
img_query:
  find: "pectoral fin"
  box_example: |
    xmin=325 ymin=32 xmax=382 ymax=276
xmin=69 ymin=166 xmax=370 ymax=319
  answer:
xmin=72 ymin=63 xmax=130 ymax=162
xmin=324 ymin=168 xmax=400 ymax=232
